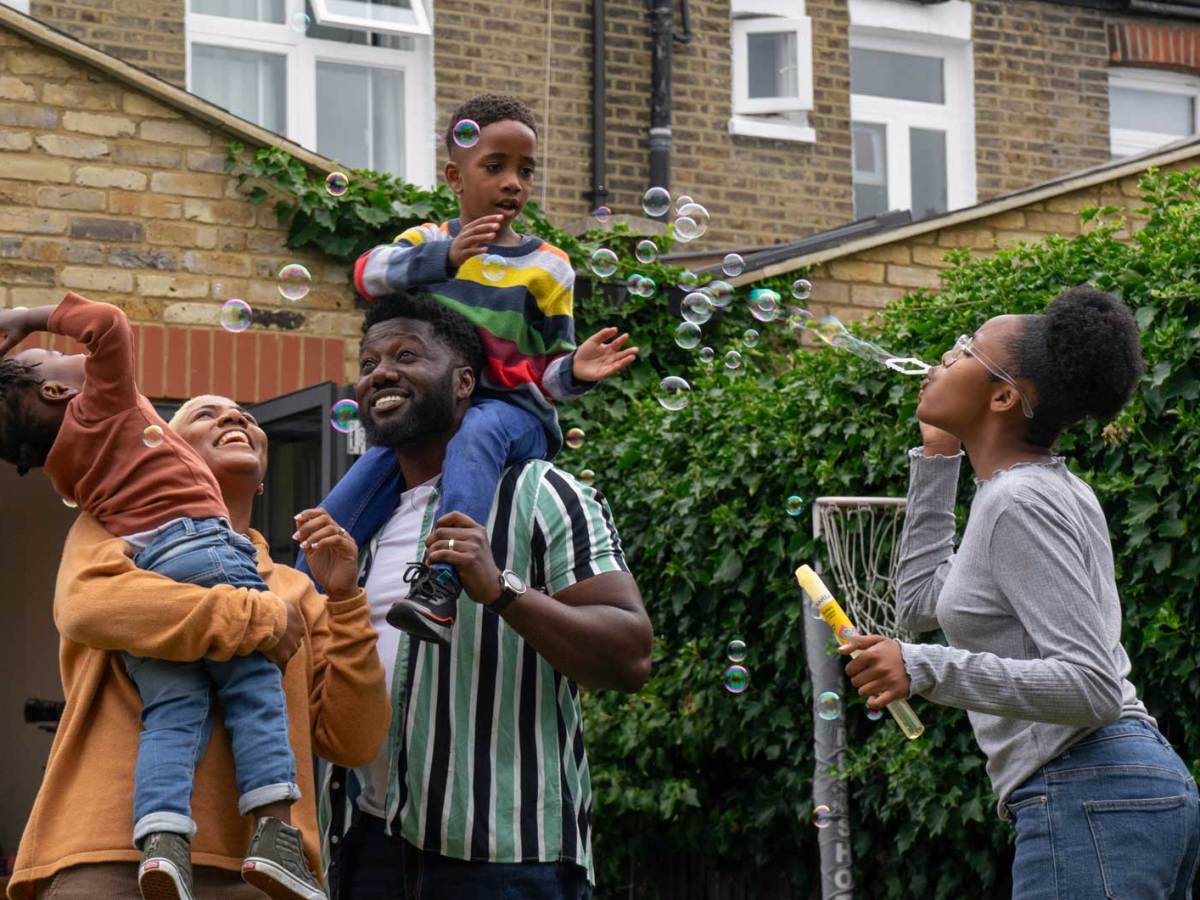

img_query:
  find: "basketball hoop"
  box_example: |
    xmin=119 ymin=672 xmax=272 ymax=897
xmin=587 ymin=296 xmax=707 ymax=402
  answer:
xmin=812 ymin=497 xmax=908 ymax=641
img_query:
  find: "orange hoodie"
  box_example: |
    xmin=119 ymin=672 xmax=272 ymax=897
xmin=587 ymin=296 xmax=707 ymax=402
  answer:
xmin=7 ymin=515 xmax=390 ymax=899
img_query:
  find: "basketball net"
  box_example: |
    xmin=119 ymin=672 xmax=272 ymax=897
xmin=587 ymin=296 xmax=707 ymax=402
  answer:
xmin=813 ymin=497 xmax=908 ymax=641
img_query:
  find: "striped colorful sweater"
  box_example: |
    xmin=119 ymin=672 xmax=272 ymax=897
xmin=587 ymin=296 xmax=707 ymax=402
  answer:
xmin=354 ymin=220 xmax=592 ymax=453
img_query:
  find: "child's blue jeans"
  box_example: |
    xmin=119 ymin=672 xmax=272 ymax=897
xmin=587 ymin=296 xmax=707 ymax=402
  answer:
xmin=1007 ymin=718 xmax=1199 ymax=899
xmin=121 ymin=516 xmax=299 ymax=845
xmin=435 ymin=397 xmax=548 ymax=536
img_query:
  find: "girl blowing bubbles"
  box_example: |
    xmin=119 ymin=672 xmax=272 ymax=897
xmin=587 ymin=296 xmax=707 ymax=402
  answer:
xmin=842 ymin=287 xmax=1199 ymax=897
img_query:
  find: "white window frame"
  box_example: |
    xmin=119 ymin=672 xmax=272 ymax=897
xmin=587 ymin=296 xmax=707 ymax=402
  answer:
xmin=1109 ymin=67 xmax=1200 ymax=158
xmin=186 ymin=0 xmax=435 ymax=186
xmin=728 ymin=0 xmax=815 ymax=143
xmin=1 ymin=0 xmax=32 ymax=12
xmin=311 ymin=0 xmax=430 ymax=37
xmin=848 ymin=22 xmax=976 ymax=218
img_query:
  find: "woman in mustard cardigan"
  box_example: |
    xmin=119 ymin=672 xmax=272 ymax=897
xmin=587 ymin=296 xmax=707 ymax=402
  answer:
xmin=9 ymin=395 xmax=390 ymax=900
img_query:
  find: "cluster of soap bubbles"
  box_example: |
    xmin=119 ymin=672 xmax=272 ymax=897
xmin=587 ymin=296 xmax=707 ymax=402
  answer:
xmin=217 ymin=263 xmax=314 ymax=339
xmin=723 ymin=638 xmax=750 ymax=694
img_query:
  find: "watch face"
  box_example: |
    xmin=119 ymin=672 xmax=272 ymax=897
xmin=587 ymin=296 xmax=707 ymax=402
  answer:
xmin=502 ymin=570 xmax=526 ymax=594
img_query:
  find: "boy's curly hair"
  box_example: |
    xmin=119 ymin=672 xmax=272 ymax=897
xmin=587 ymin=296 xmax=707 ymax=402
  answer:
xmin=444 ymin=94 xmax=538 ymax=154
xmin=0 ymin=358 xmax=51 ymax=476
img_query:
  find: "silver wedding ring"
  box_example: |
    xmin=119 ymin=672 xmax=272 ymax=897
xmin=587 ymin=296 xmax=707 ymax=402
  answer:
xmin=449 ymin=539 xmax=456 ymax=551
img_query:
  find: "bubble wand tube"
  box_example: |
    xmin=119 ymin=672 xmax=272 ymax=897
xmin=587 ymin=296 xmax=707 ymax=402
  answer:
xmin=795 ymin=565 xmax=925 ymax=740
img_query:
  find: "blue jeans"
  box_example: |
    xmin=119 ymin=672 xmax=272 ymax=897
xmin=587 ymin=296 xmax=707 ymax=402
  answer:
xmin=1007 ymin=719 xmax=1200 ymax=899
xmin=436 ymin=398 xmax=547 ymax=539
xmin=122 ymin=517 xmax=299 ymax=844
xmin=336 ymin=811 xmax=591 ymax=900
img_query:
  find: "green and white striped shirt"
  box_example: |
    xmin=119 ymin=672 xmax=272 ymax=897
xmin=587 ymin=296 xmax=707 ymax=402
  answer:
xmin=322 ymin=459 xmax=628 ymax=884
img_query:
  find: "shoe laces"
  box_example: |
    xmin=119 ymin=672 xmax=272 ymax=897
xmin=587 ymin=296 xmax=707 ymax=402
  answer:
xmin=402 ymin=561 xmax=427 ymax=585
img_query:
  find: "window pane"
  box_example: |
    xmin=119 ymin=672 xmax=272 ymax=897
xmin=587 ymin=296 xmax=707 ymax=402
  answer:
xmin=190 ymin=0 xmax=284 ymax=24
xmin=316 ymin=62 xmax=406 ymax=176
xmin=852 ymin=121 xmax=888 ymax=219
xmin=910 ymin=127 xmax=948 ymax=220
xmin=305 ymin=0 xmax=415 ymax=47
xmin=1110 ymin=86 xmax=1195 ymax=136
xmin=747 ymin=31 xmax=798 ymax=99
xmin=851 ymin=48 xmax=944 ymax=104
xmin=320 ymin=0 xmax=420 ymax=29
xmin=191 ymin=45 xmax=286 ymax=134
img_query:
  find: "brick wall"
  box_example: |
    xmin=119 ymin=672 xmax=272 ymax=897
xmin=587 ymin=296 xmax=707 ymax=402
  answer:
xmin=432 ymin=0 xmax=853 ymax=248
xmin=972 ymin=1 xmax=1112 ymax=201
xmin=0 ymin=25 xmax=357 ymax=402
xmin=29 ymin=0 xmax=185 ymax=88
xmin=798 ymin=164 xmax=1179 ymax=329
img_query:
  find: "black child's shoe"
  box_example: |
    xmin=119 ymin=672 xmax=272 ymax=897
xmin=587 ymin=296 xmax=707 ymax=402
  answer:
xmin=385 ymin=562 xmax=460 ymax=645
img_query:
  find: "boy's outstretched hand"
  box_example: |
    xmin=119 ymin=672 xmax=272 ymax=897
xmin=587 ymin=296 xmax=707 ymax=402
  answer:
xmin=448 ymin=214 xmax=504 ymax=269
xmin=573 ymin=327 xmax=639 ymax=382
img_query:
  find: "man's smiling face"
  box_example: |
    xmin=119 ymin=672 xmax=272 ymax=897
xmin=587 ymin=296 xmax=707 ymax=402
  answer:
xmin=355 ymin=318 xmax=471 ymax=449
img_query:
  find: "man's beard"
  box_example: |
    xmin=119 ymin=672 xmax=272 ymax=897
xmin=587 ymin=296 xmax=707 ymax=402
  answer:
xmin=362 ymin=369 xmax=458 ymax=449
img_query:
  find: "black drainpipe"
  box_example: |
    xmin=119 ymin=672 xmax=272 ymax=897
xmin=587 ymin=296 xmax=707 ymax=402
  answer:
xmin=647 ymin=0 xmax=691 ymax=218
xmin=586 ymin=0 xmax=608 ymax=212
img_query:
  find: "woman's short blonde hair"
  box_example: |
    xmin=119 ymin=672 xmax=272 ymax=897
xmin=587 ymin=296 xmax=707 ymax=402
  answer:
xmin=167 ymin=394 xmax=234 ymax=431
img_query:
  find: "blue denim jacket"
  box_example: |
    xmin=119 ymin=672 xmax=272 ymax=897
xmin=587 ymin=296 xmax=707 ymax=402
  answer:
xmin=294 ymin=445 xmax=405 ymax=588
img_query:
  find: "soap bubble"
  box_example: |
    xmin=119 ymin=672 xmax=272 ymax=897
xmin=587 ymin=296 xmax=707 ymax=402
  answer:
xmin=325 ymin=172 xmax=349 ymax=197
xmin=674 ymin=321 xmax=702 ymax=350
xmin=705 ymin=280 xmax=734 ymax=309
xmin=786 ymin=495 xmax=804 ymax=516
xmin=142 ymin=424 xmax=165 ymax=448
xmin=749 ymin=288 xmax=780 ymax=322
xmin=219 ymin=298 xmax=253 ymax=333
xmin=658 ymin=375 xmax=691 ymax=411
xmin=866 ymin=707 xmax=884 ymax=722
xmin=675 ymin=194 xmax=694 ymax=212
xmin=812 ymin=805 xmax=834 ymax=829
xmin=742 ymin=328 xmax=759 ymax=348
xmin=565 ymin=427 xmax=585 ymax=449
xmin=329 ymin=399 xmax=359 ymax=434
xmin=699 ymin=346 xmax=715 ymax=364
xmin=642 ymin=186 xmax=671 ymax=218
xmin=289 ymin=10 xmax=310 ymax=32
xmin=791 ymin=278 xmax=813 ymax=301
xmin=726 ymin=639 xmax=747 ymax=663
xmin=62 ymin=496 xmax=78 ymax=509
xmin=724 ymin=350 xmax=742 ymax=371
xmin=452 ymin=118 xmax=480 ymax=148
xmin=677 ymin=270 xmax=698 ymax=289
xmin=481 ymin=254 xmax=507 ymax=282
xmin=813 ymin=315 xmax=850 ymax=345
xmin=675 ymin=203 xmax=709 ymax=239
xmin=277 ymin=263 xmax=312 ymax=302
xmin=681 ymin=292 xmax=712 ymax=325
xmin=817 ymin=691 xmax=841 ymax=721
xmin=635 ymin=239 xmax=658 ymax=264
xmin=787 ymin=306 xmax=814 ymax=330
xmin=589 ymin=248 xmax=618 ymax=278
xmin=674 ymin=216 xmax=698 ymax=242
xmin=723 ymin=664 xmax=750 ymax=694
xmin=629 ymin=274 xmax=657 ymax=298
xmin=579 ymin=468 xmax=596 ymax=487
xmin=722 ymin=253 xmax=745 ymax=277
xmin=593 ymin=206 xmax=612 ymax=224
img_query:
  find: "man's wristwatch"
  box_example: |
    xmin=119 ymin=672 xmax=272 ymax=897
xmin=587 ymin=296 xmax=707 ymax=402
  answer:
xmin=489 ymin=569 xmax=527 ymax=614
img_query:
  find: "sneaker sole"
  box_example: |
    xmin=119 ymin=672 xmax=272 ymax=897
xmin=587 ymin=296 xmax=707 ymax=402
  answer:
xmin=386 ymin=600 xmax=453 ymax=645
xmin=139 ymin=860 xmax=193 ymax=900
xmin=242 ymin=858 xmax=326 ymax=900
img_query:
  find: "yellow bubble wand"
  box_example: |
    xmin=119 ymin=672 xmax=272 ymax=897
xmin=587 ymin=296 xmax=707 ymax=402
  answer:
xmin=795 ymin=564 xmax=924 ymax=740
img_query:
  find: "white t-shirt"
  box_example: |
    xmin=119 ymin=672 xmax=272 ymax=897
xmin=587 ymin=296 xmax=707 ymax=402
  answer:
xmin=356 ymin=477 xmax=438 ymax=819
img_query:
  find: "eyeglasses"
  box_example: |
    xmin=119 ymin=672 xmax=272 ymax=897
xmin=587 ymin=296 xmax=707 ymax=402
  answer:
xmin=942 ymin=334 xmax=1034 ymax=418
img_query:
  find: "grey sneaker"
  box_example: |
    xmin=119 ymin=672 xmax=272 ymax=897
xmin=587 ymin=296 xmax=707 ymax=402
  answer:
xmin=241 ymin=817 xmax=327 ymax=900
xmin=138 ymin=831 xmax=195 ymax=900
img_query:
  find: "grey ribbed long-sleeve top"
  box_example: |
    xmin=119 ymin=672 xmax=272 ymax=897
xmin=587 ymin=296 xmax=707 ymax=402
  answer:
xmin=895 ymin=448 xmax=1153 ymax=817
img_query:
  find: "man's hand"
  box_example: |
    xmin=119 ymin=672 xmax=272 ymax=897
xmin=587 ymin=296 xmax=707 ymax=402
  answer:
xmin=0 ymin=308 xmax=34 ymax=357
xmin=263 ymin=599 xmax=306 ymax=668
xmin=840 ymin=633 xmax=911 ymax=708
xmin=294 ymin=508 xmax=360 ymax=601
xmin=423 ymin=511 xmax=502 ymax=606
xmin=573 ymin=327 xmax=639 ymax=383
xmin=448 ymin=214 xmax=504 ymax=269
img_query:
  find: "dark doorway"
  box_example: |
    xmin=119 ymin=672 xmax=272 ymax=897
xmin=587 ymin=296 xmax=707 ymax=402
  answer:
xmin=248 ymin=383 xmax=356 ymax=564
